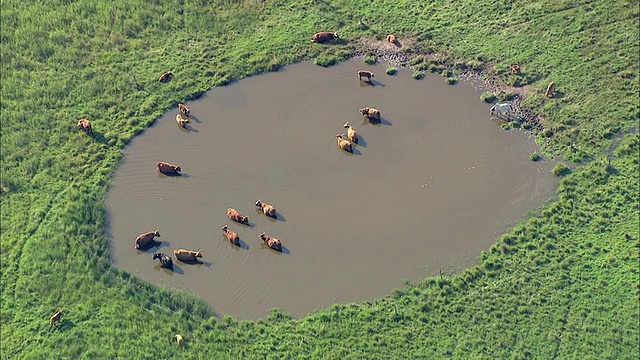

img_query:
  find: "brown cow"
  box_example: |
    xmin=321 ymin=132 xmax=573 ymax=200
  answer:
xmin=357 ymin=70 xmax=374 ymax=81
xmin=255 ymin=199 xmax=277 ymax=218
xmin=176 ymin=113 xmax=190 ymax=128
xmin=221 ymin=225 xmax=240 ymax=246
xmin=159 ymin=71 xmax=173 ymax=82
xmin=386 ymin=34 xmax=397 ymax=43
xmin=511 ymin=64 xmax=521 ymax=75
xmin=77 ymin=119 xmax=93 ymax=134
xmin=311 ymin=32 xmax=339 ymax=43
xmin=545 ymin=82 xmax=556 ymax=98
xmin=175 ymin=334 xmax=184 ymax=346
xmin=50 ymin=309 xmax=63 ymax=329
xmin=343 ymin=121 xmax=358 ymax=143
xmin=178 ymin=103 xmax=190 ymax=116
xmin=259 ymin=232 xmax=282 ymax=252
xmin=336 ymin=134 xmax=353 ymax=153
xmin=156 ymin=161 xmax=182 ymax=175
xmin=174 ymin=248 xmax=202 ymax=262
xmin=359 ymin=106 xmax=381 ymax=121
xmin=227 ymin=208 xmax=249 ymax=225
xmin=135 ymin=229 xmax=161 ymax=250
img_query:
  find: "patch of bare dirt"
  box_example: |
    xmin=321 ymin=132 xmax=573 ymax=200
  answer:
xmin=352 ymin=36 xmax=547 ymax=135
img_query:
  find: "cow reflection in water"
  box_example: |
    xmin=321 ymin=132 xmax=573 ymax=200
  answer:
xmin=152 ymin=252 xmax=173 ymax=270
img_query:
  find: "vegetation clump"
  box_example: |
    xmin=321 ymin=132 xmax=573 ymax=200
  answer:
xmin=412 ymin=71 xmax=426 ymax=80
xmin=481 ymin=92 xmax=496 ymax=103
xmin=386 ymin=66 xmax=398 ymax=75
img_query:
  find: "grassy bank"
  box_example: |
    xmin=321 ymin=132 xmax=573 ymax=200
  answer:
xmin=1 ymin=0 xmax=638 ymax=358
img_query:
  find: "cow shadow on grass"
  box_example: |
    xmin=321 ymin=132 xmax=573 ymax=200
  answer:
xmin=50 ymin=319 xmax=74 ymax=332
xmin=361 ymin=116 xmax=392 ymax=127
xmin=90 ymin=131 xmax=108 ymax=145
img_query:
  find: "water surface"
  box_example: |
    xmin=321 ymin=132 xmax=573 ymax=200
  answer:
xmin=107 ymin=59 xmax=558 ymax=320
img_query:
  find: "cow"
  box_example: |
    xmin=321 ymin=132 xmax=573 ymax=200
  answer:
xmin=178 ymin=103 xmax=190 ymax=116
xmin=343 ymin=122 xmax=358 ymax=143
xmin=259 ymin=232 xmax=282 ymax=252
xmin=336 ymin=134 xmax=353 ymax=152
xmin=158 ymin=71 xmax=173 ymax=82
xmin=255 ymin=199 xmax=277 ymax=218
xmin=175 ymin=334 xmax=184 ymax=346
xmin=176 ymin=113 xmax=190 ymax=128
xmin=49 ymin=309 xmax=63 ymax=329
xmin=227 ymin=208 xmax=249 ymax=225
xmin=357 ymin=70 xmax=374 ymax=81
xmin=173 ymin=248 xmax=202 ymax=262
xmin=152 ymin=252 xmax=173 ymax=269
xmin=135 ymin=229 xmax=161 ymax=250
xmin=386 ymin=34 xmax=396 ymax=43
xmin=77 ymin=119 xmax=93 ymax=135
xmin=311 ymin=32 xmax=339 ymax=43
xmin=511 ymin=64 xmax=521 ymax=74
xmin=156 ymin=161 xmax=182 ymax=175
xmin=221 ymin=225 xmax=240 ymax=246
xmin=359 ymin=106 xmax=381 ymax=121
xmin=545 ymin=82 xmax=556 ymax=98
xmin=490 ymin=103 xmax=515 ymax=120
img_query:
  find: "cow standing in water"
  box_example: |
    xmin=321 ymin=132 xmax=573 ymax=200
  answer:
xmin=135 ymin=229 xmax=161 ymax=250
xmin=227 ymin=208 xmax=249 ymax=225
xmin=178 ymin=103 xmax=190 ymax=116
xmin=259 ymin=232 xmax=282 ymax=252
xmin=156 ymin=162 xmax=182 ymax=175
xmin=255 ymin=199 xmax=277 ymax=218
xmin=343 ymin=122 xmax=358 ymax=143
xmin=336 ymin=134 xmax=353 ymax=152
xmin=222 ymin=225 xmax=240 ymax=246
xmin=359 ymin=106 xmax=381 ymax=121
xmin=152 ymin=252 xmax=173 ymax=269
xmin=176 ymin=113 xmax=190 ymax=128
xmin=357 ymin=70 xmax=374 ymax=81
xmin=174 ymin=248 xmax=202 ymax=262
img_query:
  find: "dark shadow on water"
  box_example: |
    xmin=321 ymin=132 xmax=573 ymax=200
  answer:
xmin=359 ymin=79 xmax=385 ymax=88
xmin=187 ymin=114 xmax=202 ymax=123
xmin=158 ymin=172 xmax=184 ymax=178
xmin=177 ymin=123 xmax=199 ymax=133
xmin=254 ymin=209 xmax=284 ymax=222
xmin=353 ymin=136 xmax=366 ymax=148
xmin=176 ymin=259 xmax=212 ymax=268
xmin=338 ymin=147 xmax=362 ymax=156
xmin=361 ymin=116 xmax=392 ymax=127
xmin=136 ymin=240 xmax=164 ymax=252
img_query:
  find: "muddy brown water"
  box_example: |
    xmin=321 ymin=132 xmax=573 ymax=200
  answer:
xmin=107 ymin=59 xmax=558 ymax=320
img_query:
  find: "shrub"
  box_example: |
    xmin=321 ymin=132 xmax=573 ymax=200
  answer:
xmin=480 ymin=92 xmax=496 ymax=103
xmin=314 ymin=55 xmax=337 ymax=67
xmin=509 ymin=121 xmax=521 ymax=128
xmin=552 ymin=163 xmax=572 ymax=177
xmin=501 ymin=123 xmax=510 ymax=130
xmin=446 ymin=77 xmax=457 ymax=85
xmin=408 ymin=56 xmax=424 ymax=66
xmin=363 ymin=55 xmax=377 ymax=65
xmin=530 ymin=153 xmax=541 ymax=161
xmin=386 ymin=67 xmax=398 ymax=75
xmin=412 ymin=71 xmax=425 ymax=80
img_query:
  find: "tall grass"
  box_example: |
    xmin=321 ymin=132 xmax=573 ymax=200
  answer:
xmin=1 ymin=0 xmax=638 ymax=358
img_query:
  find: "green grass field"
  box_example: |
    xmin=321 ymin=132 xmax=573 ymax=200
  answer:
xmin=1 ymin=0 xmax=638 ymax=358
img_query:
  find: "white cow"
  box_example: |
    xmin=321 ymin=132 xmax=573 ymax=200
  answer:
xmin=490 ymin=103 xmax=515 ymax=121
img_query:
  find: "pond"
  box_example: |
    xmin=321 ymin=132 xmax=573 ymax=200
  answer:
xmin=106 ymin=59 xmax=558 ymax=320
